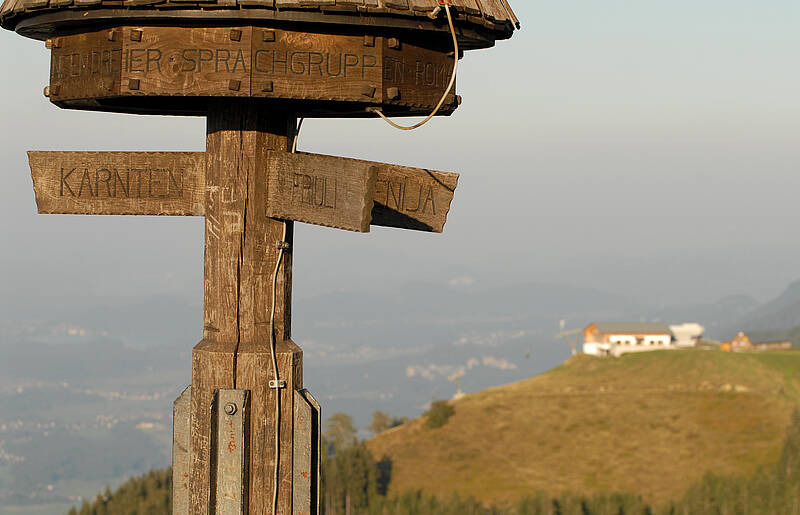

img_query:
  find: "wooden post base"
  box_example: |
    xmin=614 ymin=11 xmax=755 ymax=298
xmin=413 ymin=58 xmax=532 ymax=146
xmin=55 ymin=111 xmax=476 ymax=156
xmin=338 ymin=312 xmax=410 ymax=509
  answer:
xmin=182 ymin=340 xmax=307 ymax=515
xmin=236 ymin=341 xmax=303 ymax=514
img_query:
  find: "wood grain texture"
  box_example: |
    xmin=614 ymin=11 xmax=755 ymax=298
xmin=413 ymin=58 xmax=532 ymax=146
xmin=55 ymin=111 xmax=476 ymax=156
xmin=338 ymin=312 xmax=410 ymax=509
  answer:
xmin=382 ymin=37 xmax=456 ymax=109
xmin=45 ymin=27 xmax=463 ymax=117
xmin=371 ymin=163 xmax=458 ymax=233
xmin=190 ymin=340 xmax=237 ymax=515
xmin=28 ymin=151 xmax=205 ymax=216
xmin=5 ymin=2 xmax=516 ymax=58
xmin=237 ymin=341 xmax=303 ymax=515
xmin=48 ymin=28 xmax=121 ymax=101
xmin=252 ymin=29 xmax=383 ymax=104
xmin=265 ymin=151 xmax=378 ymax=233
xmin=173 ymin=386 xmax=192 ymax=515
xmin=194 ymin=100 xmax=297 ymax=514
xmin=293 ymin=389 xmax=321 ymax=515
xmin=2 ymin=0 xmax=518 ymax=31
xmin=28 ymin=148 xmax=457 ymax=232
xmin=121 ymin=26 xmax=251 ymax=97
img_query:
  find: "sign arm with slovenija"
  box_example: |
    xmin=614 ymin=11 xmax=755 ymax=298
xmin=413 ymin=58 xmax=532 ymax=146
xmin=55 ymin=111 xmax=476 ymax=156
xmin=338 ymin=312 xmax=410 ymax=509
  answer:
xmin=28 ymin=150 xmax=458 ymax=233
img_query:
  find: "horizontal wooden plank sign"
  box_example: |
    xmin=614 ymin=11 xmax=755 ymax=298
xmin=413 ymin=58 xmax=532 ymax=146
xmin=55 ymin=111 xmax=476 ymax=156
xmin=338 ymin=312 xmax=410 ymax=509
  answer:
xmin=265 ymin=152 xmax=378 ymax=233
xmin=28 ymin=151 xmax=206 ymax=216
xmin=29 ymin=150 xmax=458 ymax=233
xmin=47 ymin=26 xmax=457 ymax=117
xmin=371 ymin=163 xmax=459 ymax=233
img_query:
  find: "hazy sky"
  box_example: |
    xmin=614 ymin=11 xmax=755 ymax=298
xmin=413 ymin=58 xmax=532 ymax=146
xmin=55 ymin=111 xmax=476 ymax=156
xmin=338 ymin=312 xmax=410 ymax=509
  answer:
xmin=1 ymin=1 xmax=799 ymax=315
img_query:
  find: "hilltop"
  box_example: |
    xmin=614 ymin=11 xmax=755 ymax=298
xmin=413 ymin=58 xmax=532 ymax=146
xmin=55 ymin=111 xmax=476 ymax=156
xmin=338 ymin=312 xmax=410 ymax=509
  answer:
xmin=368 ymin=350 xmax=800 ymax=506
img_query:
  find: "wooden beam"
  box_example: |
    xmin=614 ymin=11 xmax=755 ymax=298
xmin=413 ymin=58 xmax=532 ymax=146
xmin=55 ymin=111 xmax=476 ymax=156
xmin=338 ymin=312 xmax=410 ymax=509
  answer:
xmin=194 ymin=100 xmax=296 ymax=515
xmin=28 ymin=151 xmax=205 ymax=216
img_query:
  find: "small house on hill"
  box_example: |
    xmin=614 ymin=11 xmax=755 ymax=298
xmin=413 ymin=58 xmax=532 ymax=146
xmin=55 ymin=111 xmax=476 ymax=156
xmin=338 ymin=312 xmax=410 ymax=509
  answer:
xmin=721 ymin=332 xmax=792 ymax=352
xmin=583 ymin=322 xmax=673 ymax=358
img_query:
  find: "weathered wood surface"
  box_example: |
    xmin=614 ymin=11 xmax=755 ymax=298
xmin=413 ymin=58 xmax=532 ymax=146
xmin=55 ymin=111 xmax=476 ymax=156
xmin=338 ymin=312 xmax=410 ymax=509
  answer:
xmin=293 ymin=389 xmax=321 ymax=515
xmin=237 ymin=341 xmax=303 ymax=515
xmin=45 ymin=27 xmax=459 ymax=116
xmin=121 ymin=27 xmax=252 ymax=98
xmin=28 ymin=151 xmax=205 ymax=216
xmin=48 ymin=29 xmax=121 ymax=101
xmin=370 ymin=162 xmax=459 ymax=233
xmin=192 ymin=100 xmax=296 ymax=515
xmin=191 ymin=340 xmax=237 ymax=515
xmin=172 ymin=386 xmax=191 ymax=515
xmin=265 ymin=151 xmax=378 ymax=233
xmin=252 ymin=30 xmax=383 ymax=104
xmin=210 ymin=389 xmax=249 ymax=515
xmin=29 ymin=149 xmax=457 ymax=233
xmin=2 ymin=0 xmax=518 ymax=50
xmin=382 ymin=38 xmax=456 ymax=109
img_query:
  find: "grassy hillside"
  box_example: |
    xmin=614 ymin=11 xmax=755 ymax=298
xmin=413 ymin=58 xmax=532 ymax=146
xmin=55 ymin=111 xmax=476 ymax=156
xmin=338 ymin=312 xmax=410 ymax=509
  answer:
xmin=368 ymin=350 xmax=800 ymax=506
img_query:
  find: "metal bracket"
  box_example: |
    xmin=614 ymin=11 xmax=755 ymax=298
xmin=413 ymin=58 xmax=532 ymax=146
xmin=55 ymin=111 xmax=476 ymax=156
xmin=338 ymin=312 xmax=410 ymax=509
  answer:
xmin=209 ymin=389 xmax=249 ymax=515
xmin=269 ymin=379 xmax=287 ymax=389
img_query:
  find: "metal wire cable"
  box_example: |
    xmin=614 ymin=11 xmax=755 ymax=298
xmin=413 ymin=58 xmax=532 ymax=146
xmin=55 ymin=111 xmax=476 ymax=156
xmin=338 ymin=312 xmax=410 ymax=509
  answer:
xmin=269 ymin=117 xmax=303 ymax=515
xmin=368 ymin=4 xmax=459 ymax=131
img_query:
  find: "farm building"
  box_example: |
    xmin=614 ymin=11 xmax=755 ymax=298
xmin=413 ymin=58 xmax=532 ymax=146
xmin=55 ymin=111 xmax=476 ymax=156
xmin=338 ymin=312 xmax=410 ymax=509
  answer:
xmin=670 ymin=323 xmax=705 ymax=348
xmin=583 ymin=322 xmax=675 ymax=357
xmin=720 ymin=332 xmax=793 ymax=352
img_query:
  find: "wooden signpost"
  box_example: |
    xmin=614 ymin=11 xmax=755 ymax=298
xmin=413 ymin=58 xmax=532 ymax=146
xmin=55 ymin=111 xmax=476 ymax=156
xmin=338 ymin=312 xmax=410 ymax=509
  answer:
xmin=3 ymin=0 xmax=517 ymax=512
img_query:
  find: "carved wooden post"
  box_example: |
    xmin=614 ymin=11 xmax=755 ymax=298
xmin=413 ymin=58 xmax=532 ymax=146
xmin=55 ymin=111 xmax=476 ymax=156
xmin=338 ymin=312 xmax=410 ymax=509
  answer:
xmin=192 ymin=100 xmax=299 ymax=514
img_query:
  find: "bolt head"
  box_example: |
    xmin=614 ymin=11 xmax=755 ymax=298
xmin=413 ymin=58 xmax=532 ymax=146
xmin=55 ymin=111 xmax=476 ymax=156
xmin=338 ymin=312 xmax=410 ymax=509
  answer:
xmin=224 ymin=403 xmax=237 ymax=416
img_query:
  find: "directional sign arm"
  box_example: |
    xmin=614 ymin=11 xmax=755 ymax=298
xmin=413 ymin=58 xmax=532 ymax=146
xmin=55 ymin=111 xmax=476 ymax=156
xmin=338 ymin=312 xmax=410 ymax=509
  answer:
xmin=264 ymin=151 xmax=378 ymax=233
xmin=371 ymin=164 xmax=459 ymax=233
xmin=28 ymin=151 xmax=206 ymax=216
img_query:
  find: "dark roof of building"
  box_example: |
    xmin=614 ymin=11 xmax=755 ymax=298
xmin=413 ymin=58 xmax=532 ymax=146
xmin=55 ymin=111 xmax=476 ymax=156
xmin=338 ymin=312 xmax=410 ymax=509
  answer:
xmin=588 ymin=322 xmax=673 ymax=335
xmin=1 ymin=0 xmax=518 ymax=47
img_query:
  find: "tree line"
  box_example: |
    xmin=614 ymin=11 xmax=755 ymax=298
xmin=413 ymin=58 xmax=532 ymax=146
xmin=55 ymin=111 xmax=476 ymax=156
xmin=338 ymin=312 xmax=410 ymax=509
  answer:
xmin=68 ymin=406 xmax=800 ymax=514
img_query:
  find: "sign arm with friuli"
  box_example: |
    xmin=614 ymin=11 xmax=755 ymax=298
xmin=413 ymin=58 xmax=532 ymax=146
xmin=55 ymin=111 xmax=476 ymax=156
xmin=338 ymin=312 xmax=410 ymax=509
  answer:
xmin=3 ymin=1 xmax=518 ymax=513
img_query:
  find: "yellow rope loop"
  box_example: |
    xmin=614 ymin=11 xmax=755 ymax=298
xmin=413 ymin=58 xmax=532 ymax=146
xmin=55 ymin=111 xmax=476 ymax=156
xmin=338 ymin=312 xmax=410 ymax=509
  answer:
xmin=369 ymin=4 xmax=460 ymax=131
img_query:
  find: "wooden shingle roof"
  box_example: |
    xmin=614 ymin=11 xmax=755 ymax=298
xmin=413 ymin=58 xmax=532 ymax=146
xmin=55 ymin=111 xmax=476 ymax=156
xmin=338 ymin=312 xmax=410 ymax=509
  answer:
xmin=0 ymin=0 xmax=518 ymax=48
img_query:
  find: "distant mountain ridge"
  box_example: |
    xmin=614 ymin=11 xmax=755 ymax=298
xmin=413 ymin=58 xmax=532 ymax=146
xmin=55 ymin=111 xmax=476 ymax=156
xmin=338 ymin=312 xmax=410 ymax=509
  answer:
xmin=737 ymin=280 xmax=800 ymax=334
